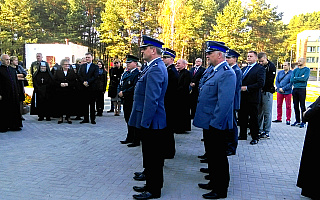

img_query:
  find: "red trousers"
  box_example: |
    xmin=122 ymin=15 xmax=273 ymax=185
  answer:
xmin=277 ymin=92 xmax=292 ymax=121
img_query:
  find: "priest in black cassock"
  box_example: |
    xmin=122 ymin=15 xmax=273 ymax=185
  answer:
xmin=162 ymin=48 xmax=179 ymax=158
xmin=175 ymin=59 xmax=191 ymax=133
xmin=30 ymin=64 xmax=54 ymax=121
xmin=0 ymin=54 xmax=22 ymax=132
xmin=297 ymin=95 xmax=320 ymax=199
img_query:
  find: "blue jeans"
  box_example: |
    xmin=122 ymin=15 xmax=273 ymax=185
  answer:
xmin=258 ymin=92 xmax=274 ymax=134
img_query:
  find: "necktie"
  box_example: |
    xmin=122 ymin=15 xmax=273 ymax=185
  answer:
xmin=242 ymin=65 xmax=252 ymax=79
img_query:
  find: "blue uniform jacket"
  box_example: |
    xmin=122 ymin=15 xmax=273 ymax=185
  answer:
xmin=275 ymin=70 xmax=293 ymax=94
xmin=193 ymin=61 xmax=236 ymax=130
xmin=128 ymin=57 xmax=168 ymax=129
xmin=232 ymin=64 xmax=242 ymax=111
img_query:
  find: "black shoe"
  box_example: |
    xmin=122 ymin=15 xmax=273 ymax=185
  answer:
xmin=202 ymin=191 xmax=227 ymax=199
xmin=120 ymin=140 xmax=131 ymax=144
xmin=200 ymin=158 xmax=208 ymax=163
xmin=198 ymin=154 xmax=207 ymax=159
xmin=250 ymin=139 xmax=259 ymax=145
xmin=58 ymin=120 xmax=63 ymax=124
xmin=204 ymin=175 xmax=210 ymax=180
xmin=133 ymin=191 xmax=160 ymax=199
xmin=200 ymin=168 xmax=209 ymax=173
xmin=198 ymin=183 xmax=214 ymax=190
xmin=134 ymin=171 xmax=144 ymax=176
xmin=128 ymin=143 xmax=140 ymax=147
xmin=38 ymin=117 xmax=44 ymax=121
xmin=80 ymin=120 xmax=89 ymax=124
xmin=67 ymin=120 xmax=72 ymax=124
xmin=91 ymin=120 xmax=96 ymax=124
xmin=21 ymin=117 xmax=25 ymax=121
xmin=107 ymin=110 xmax=114 ymax=113
xmin=134 ymin=173 xmax=146 ymax=181
xmin=272 ymin=120 xmax=282 ymax=123
xmin=133 ymin=185 xmax=147 ymax=192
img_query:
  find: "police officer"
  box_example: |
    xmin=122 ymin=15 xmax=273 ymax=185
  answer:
xmin=194 ymin=41 xmax=236 ymax=199
xmin=226 ymin=49 xmax=242 ymax=156
xmin=129 ymin=36 xmax=168 ymax=199
xmin=119 ymin=55 xmax=141 ymax=147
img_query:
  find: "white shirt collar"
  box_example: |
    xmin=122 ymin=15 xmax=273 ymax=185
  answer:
xmin=147 ymin=57 xmax=160 ymax=66
xmin=213 ymin=60 xmax=227 ymax=71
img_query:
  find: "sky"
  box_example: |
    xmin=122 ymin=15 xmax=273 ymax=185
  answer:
xmin=243 ymin=0 xmax=320 ymax=24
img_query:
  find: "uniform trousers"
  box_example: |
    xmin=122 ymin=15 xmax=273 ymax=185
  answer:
xmin=226 ymin=110 xmax=238 ymax=155
xmin=204 ymin=126 xmax=229 ymax=194
xmin=238 ymin=101 xmax=259 ymax=140
xmin=141 ymin=128 xmax=165 ymax=196
xmin=123 ymin=98 xmax=139 ymax=143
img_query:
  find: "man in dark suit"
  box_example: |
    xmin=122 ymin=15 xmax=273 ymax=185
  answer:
xmin=162 ymin=48 xmax=179 ymax=159
xmin=189 ymin=58 xmax=205 ymax=119
xmin=119 ymin=55 xmax=140 ymax=147
xmin=129 ymin=35 xmax=168 ymax=200
xmin=226 ymin=49 xmax=242 ymax=155
xmin=238 ymin=51 xmax=266 ymax=145
xmin=78 ymin=52 xmax=99 ymax=124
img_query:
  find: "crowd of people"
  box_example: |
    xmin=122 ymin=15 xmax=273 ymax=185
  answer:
xmin=0 ymin=33 xmax=318 ymax=199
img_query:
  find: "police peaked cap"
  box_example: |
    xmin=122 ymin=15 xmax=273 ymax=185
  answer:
xmin=125 ymin=55 xmax=139 ymax=63
xmin=140 ymin=35 xmax=164 ymax=49
xmin=205 ymin=41 xmax=229 ymax=53
xmin=226 ymin=49 xmax=240 ymax=58
xmin=162 ymin=48 xmax=176 ymax=58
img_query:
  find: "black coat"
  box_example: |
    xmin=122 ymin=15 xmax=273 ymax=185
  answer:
xmin=297 ymin=96 xmax=320 ymax=199
xmin=165 ymin=64 xmax=179 ymax=130
xmin=108 ymin=67 xmax=124 ymax=98
xmin=176 ymin=68 xmax=191 ymax=132
xmin=53 ymin=69 xmax=78 ymax=116
xmin=97 ymin=68 xmax=107 ymax=93
xmin=0 ymin=64 xmax=22 ymax=130
xmin=189 ymin=66 xmax=205 ymax=95
xmin=78 ymin=63 xmax=99 ymax=91
xmin=241 ymin=63 xmax=266 ymax=104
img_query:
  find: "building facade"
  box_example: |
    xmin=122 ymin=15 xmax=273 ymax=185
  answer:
xmin=296 ymin=30 xmax=320 ymax=70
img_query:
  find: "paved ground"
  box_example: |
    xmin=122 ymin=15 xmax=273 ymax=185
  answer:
xmin=0 ymin=97 xmax=312 ymax=200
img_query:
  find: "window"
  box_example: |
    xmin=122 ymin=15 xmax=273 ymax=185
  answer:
xmin=318 ymin=46 xmax=320 ymax=52
xmin=307 ymin=46 xmax=316 ymax=52
xmin=307 ymin=57 xmax=315 ymax=63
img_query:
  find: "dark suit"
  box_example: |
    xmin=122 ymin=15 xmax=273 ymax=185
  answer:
xmin=238 ymin=63 xmax=266 ymax=140
xmin=78 ymin=63 xmax=99 ymax=122
xmin=118 ymin=68 xmax=140 ymax=143
xmin=189 ymin=66 xmax=205 ymax=118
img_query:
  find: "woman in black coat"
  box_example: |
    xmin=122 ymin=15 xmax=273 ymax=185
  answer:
xmin=53 ymin=59 xmax=77 ymax=124
xmin=96 ymin=60 xmax=107 ymax=116
xmin=297 ymin=95 xmax=320 ymax=199
xmin=108 ymin=59 xmax=124 ymax=115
